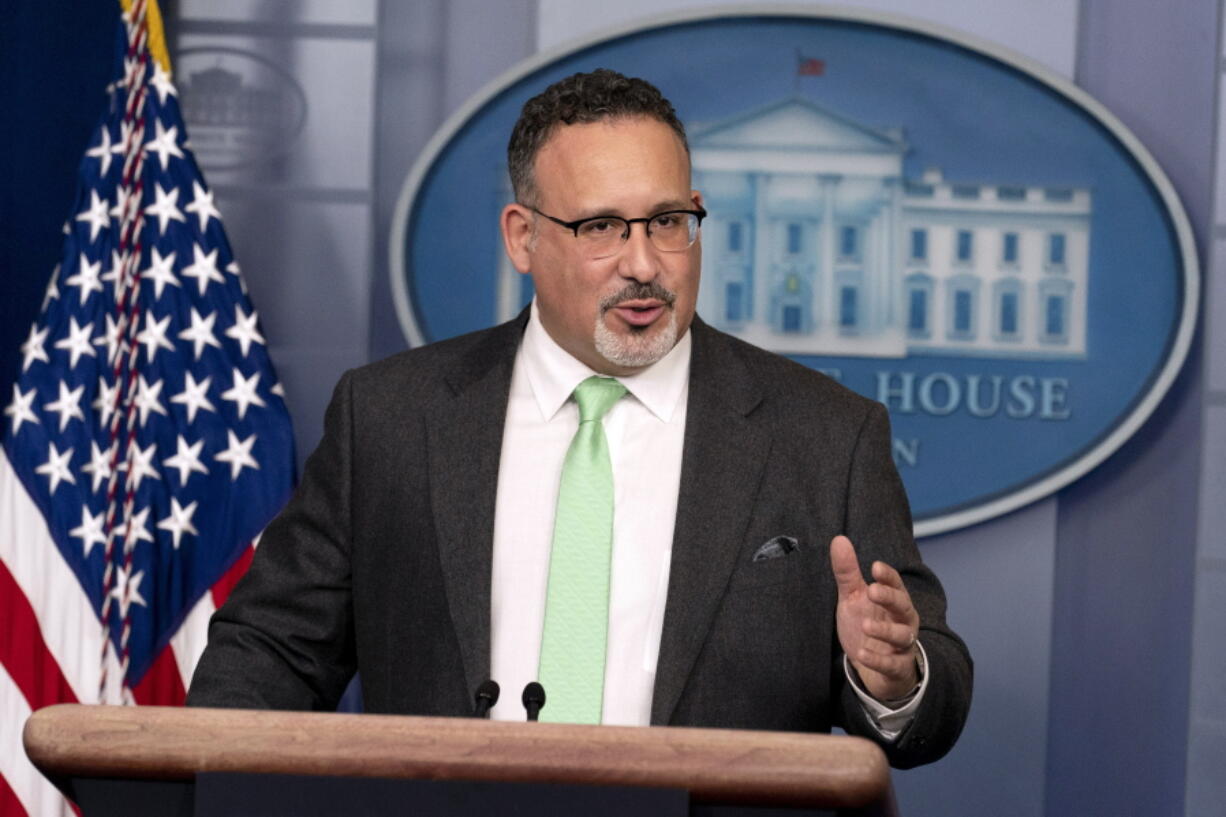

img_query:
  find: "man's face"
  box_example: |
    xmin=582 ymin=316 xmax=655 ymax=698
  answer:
xmin=502 ymin=116 xmax=702 ymax=375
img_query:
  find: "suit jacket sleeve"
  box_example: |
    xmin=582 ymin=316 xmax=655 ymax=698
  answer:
xmin=833 ymin=400 xmax=973 ymax=768
xmin=186 ymin=370 xmax=357 ymax=711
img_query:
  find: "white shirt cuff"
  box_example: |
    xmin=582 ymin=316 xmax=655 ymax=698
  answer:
xmin=842 ymin=640 xmax=929 ymax=741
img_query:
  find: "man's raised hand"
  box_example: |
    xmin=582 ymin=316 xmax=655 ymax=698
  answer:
xmin=830 ymin=534 xmax=921 ymax=702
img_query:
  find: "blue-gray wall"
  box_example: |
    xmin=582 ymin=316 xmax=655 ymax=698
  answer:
xmin=1050 ymin=5 xmax=1214 ymax=815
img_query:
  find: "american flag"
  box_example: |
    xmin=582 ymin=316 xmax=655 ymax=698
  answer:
xmin=796 ymin=54 xmax=825 ymax=77
xmin=0 ymin=2 xmax=294 ymax=814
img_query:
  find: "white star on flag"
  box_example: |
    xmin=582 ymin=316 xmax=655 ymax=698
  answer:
xmin=141 ymin=246 xmax=180 ymax=299
xmin=149 ymin=61 xmax=177 ymax=104
xmin=145 ymin=182 xmax=185 ymax=234
xmin=21 ymin=325 xmax=51 ymax=372
xmin=221 ymin=368 xmax=267 ymax=420
xmin=69 ymin=506 xmax=109 ymax=557
xmin=215 ymin=429 xmax=259 ymax=480
xmin=225 ymin=305 xmax=266 ymax=357
xmin=65 ymin=253 xmax=104 ymax=305
xmin=178 ymin=308 xmax=222 ymax=360
xmin=41 ymin=270 xmax=61 ymax=310
xmin=92 ymin=376 xmax=121 ymax=426
xmin=35 ymin=442 xmax=76 ymax=494
xmin=43 ymin=380 xmax=86 ymax=432
xmin=157 ymin=497 xmax=199 ymax=549
xmin=85 ymin=125 xmax=115 ymax=177
xmin=170 ymin=371 xmax=217 ymax=423
xmin=145 ymin=118 xmax=185 ymax=170
xmin=54 ymin=316 xmax=98 ymax=369
xmin=109 ymin=184 xmax=130 ymax=225
xmin=100 ymin=248 xmax=126 ymax=287
xmin=93 ymin=312 xmax=124 ymax=364
xmin=109 ymin=564 xmax=148 ymax=618
xmin=75 ymin=189 xmax=111 ymax=242
xmin=134 ymin=374 xmax=169 ymax=426
xmin=81 ymin=440 xmax=117 ymax=493
xmin=182 ymin=244 xmax=224 ymax=295
xmin=123 ymin=441 xmax=161 ymax=491
xmin=116 ymin=506 xmax=155 ymax=550
xmin=163 ymin=435 xmax=209 ymax=485
xmin=184 ymin=181 xmax=221 ymax=231
xmin=137 ymin=312 xmax=175 ymax=363
xmin=5 ymin=385 xmax=41 ymax=435
xmin=109 ymin=118 xmax=133 ymax=162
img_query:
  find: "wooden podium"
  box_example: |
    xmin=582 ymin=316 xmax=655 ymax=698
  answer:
xmin=24 ymin=704 xmax=896 ymax=816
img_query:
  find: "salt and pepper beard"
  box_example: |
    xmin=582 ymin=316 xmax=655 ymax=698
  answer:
xmin=593 ymin=283 xmax=678 ymax=369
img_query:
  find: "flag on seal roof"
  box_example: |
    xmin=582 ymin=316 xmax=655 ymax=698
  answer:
xmin=796 ymin=53 xmax=825 ymax=76
xmin=0 ymin=1 xmax=294 ymax=814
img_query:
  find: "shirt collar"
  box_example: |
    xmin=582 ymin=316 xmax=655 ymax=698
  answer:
xmin=521 ymin=299 xmax=691 ymax=423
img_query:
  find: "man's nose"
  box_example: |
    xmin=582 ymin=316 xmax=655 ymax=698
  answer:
xmin=617 ymin=221 xmax=660 ymax=282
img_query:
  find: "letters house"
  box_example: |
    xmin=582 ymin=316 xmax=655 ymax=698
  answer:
xmin=494 ymin=97 xmax=1089 ymax=361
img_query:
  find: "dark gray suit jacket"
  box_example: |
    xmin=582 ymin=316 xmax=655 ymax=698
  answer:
xmin=187 ymin=313 xmax=972 ymax=769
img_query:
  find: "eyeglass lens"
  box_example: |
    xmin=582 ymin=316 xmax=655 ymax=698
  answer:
xmin=577 ymin=213 xmax=700 ymax=257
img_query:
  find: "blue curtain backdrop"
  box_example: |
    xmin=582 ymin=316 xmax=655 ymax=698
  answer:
xmin=1 ymin=0 xmax=116 ymax=401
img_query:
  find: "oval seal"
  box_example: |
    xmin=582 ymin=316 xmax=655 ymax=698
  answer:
xmin=390 ymin=8 xmax=1198 ymax=537
xmin=176 ymin=46 xmax=308 ymax=171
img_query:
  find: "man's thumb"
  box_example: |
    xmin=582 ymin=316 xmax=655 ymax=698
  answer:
xmin=830 ymin=535 xmax=866 ymax=596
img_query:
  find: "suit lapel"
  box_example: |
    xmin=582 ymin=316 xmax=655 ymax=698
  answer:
xmin=428 ymin=314 xmax=526 ymax=700
xmin=651 ymin=320 xmax=771 ymax=725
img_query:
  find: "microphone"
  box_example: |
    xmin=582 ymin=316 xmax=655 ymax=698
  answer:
xmin=521 ymin=681 xmax=545 ymax=721
xmin=472 ymin=679 xmax=500 ymax=718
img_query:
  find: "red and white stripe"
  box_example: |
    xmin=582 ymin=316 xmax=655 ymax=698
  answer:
xmin=0 ymin=451 xmax=254 ymax=817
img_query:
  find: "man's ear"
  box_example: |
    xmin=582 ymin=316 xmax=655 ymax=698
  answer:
xmin=500 ymin=203 xmax=534 ymax=274
xmin=691 ymin=189 xmax=704 ymax=209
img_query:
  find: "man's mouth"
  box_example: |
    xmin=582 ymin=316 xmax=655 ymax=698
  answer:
xmin=601 ymin=282 xmax=676 ymax=330
xmin=611 ymin=299 xmax=667 ymax=327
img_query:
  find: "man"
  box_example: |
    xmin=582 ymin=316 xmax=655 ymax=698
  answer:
xmin=188 ymin=69 xmax=971 ymax=769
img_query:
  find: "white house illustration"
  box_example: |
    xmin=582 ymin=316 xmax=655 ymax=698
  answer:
xmin=496 ymin=96 xmax=1090 ymax=359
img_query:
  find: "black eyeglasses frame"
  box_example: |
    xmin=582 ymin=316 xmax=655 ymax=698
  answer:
xmin=530 ymin=206 xmax=708 ymax=247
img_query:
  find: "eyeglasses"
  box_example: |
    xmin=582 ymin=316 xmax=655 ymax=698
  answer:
xmin=532 ymin=206 xmax=707 ymax=259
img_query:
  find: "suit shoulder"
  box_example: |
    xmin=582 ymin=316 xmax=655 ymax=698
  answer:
xmin=705 ymin=325 xmax=879 ymax=418
xmin=340 ymin=319 xmax=520 ymax=401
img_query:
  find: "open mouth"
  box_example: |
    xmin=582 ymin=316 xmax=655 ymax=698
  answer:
xmin=611 ymin=300 xmax=667 ymax=327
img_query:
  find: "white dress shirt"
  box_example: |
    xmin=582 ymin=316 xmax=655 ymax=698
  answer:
xmin=490 ymin=301 xmax=688 ymax=724
xmin=489 ymin=301 xmax=925 ymax=735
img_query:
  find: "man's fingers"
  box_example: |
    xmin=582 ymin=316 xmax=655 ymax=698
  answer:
xmin=861 ymin=618 xmax=916 ymax=650
xmin=871 ymin=560 xmax=905 ymax=589
xmin=853 ymin=647 xmax=916 ymax=679
xmin=830 ymin=535 xmax=866 ymax=596
xmin=867 ymin=581 xmax=915 ymax=619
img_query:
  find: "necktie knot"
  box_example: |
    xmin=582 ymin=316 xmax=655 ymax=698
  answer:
xmin=573 ymin=376 xmax=626 ymax=424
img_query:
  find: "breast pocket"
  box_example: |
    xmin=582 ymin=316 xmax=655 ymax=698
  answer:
xmin=726 ymin=534 xmax=812 ymax=592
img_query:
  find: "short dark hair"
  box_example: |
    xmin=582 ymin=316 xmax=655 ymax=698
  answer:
xmin=507 ymin=68 xmax=689 ymax=205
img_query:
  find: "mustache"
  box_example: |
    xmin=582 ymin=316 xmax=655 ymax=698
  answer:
xmin=599 ymin=281 xmax=676 ymax=311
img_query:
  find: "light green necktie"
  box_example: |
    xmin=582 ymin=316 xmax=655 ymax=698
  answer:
xmin=538 ymin=375 xmax=627 ymax=724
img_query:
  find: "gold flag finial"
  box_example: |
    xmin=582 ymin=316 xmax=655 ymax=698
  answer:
xmin=119 ymin=0 xmax=172 ymax=75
